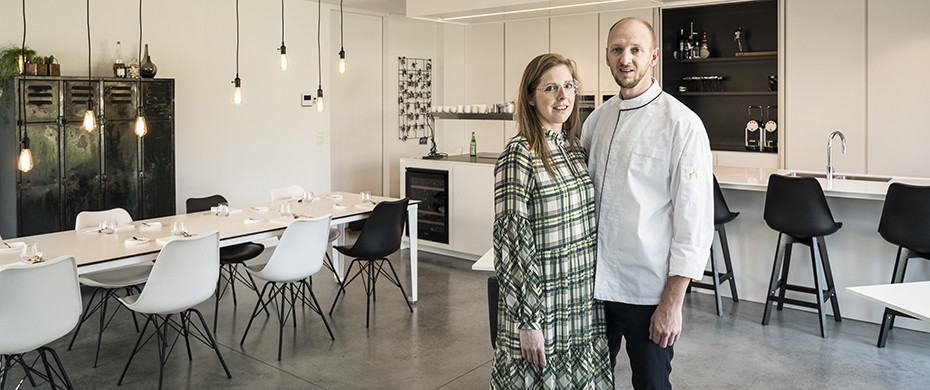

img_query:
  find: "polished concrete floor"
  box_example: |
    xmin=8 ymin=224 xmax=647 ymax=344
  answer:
xmin=6 ymin=243 xmax=930 ymax=389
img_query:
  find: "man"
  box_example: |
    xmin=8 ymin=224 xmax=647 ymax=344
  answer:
xmin=581 ymin=17 xmax=713 ymax=389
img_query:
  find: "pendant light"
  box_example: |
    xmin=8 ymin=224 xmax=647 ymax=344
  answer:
xmin=232 ymin=0 xmax=242 ymax=105
xmin=83 ymin=0 xmax=96 ymax=132
xmin=279 ymin=0 xmax=288 ymax=71
xmin=17 ymin=0 xmax=32 ymax=173
xmin=338 ymin=0 xmax=345 ymax=74
xmin=134 ymin=0 xmax=147 ymax=137
xmin=316 ymin=0 xmax=324 ymax=112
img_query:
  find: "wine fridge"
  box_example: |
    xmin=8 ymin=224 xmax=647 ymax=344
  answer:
xmin=404 ymin=168 xmax=448 ymax=244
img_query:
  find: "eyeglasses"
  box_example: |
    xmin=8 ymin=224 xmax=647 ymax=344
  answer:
xmin=536 ymin=80 xmax=578 ymax=97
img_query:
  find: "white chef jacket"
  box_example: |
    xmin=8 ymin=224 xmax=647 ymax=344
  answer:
xmin=581 ymin=79 xmax=713 ymax=305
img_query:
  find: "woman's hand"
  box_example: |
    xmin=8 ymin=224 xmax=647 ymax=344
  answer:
xmin=519 ymin=329 xmax=547 ymax=367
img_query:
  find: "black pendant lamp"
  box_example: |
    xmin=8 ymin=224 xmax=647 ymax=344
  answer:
xmin=232 ymin=0 xmax=242 ymax=105
xmin=134 ymin=0 xmax=147 ymax=137
xmin=338 ymin=0 xmax=345 ymax=74
xmin=279 ymin=0 xmax=288 ymax=70
xmin=17 ymin=0 xmax=32 ymax=172
xmin=82 ymin=0 xmax=97 ymax=132
xmin=316 ymin=0 xmax=324 ymax=111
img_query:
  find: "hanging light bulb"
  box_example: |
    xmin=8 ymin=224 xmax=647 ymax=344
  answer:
xmin=338 ymin=0 xmax=346 ymax=74
xmin=233 ymin=76 xmax=242 ymax=105
xmin=18 ymin=137 xmax=33 ymax=173
xmin=339 ymin=48 xmax=346 ymax=74
xmin=279 ymin=44 xmax=288 ymax=70
xmin=83 ymin=99 xmax=96 ymax=132
xmin=135 ymin=106 xmax=147 ymax=137
xmin=316 ymin=87 xmax=324 ymax=112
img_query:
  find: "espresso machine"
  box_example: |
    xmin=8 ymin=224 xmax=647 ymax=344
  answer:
xmin=763 ymin=105 xmax=778 ymax=152
xmin=745 ymin=105 xmax=763 ymax=151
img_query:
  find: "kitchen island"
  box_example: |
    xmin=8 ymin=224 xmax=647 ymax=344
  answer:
xmin=714 ymin=166 xmax=930 ymax=333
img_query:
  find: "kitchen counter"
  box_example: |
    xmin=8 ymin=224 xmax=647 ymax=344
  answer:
xmin=712 ymin=166 xmax=930 ymax=333
xmin=417 ymin=152 xmax=499 ymax=165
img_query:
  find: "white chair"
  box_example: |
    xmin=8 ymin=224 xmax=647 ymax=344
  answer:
xmin=68 ymin=208 xmax=153 ymax=367
xmin=239 ymin=216 xmax=335 ymax=360
xmin=117 ymin=231 xmax=230 ymax=389
xmin=1 ymin=256 xmax=82 ymax=389
xmin=270 ymin=185 xmax=344 ymax=290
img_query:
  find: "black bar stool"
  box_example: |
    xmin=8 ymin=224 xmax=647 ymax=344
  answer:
xmin=876 ymin=183 xmax=930 ymax=347
xmin=689 ymin=175 xmax=740 ymax=316
xmin=762 ymin=174 xmax=842 ymax=337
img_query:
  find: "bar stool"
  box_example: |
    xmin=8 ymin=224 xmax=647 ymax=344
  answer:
xmin=762 ymin=174 xmax=842 ymax=338
xmin=689 ymin=176 xmax=740 ymax=316
xmin=875 ymin=183 xmax=930 ymax=347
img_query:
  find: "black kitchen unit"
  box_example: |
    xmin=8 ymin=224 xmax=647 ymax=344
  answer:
xmin=0 ymin=76 xmax=175 ymax=238
xmin=404 ymin=168 xmax=449 ymax=244
xmin=662 ymin=0 xmax=778 ymax=152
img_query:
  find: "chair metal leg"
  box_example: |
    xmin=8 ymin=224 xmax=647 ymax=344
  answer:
xmin=68 ymin=287 xmax=100 ymax=351
xmin=762 ymin=234 xmax=787 ymax=326
xmin=240 ymin=282 xmax=275 ymax=346
xmin=188 ymin=309 xmax=231 ymax=378
xmin=330 ymin=260 xmax=360 ymax=315
xmin=300 ymin=280 xmax=335 ymax=341
xmin=40 ymin=347 xmax=74 ymax=390
xmin=119 ymin=314 xmax=155 ymax=385
xmin=877 ymin=247 xmax=911 ymax=347
xmin=810 ymin=237 xmax=828 ymax=338
xmin=384 ymin=259 xmax=413 ymax=312
xmin=181 ymin=313 xmax=193 ymax=361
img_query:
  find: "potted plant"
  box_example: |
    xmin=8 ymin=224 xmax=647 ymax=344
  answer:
xmin=0 ymin=45 xmax=36 ymax=80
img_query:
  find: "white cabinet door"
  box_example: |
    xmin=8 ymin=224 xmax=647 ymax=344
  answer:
xmin=465 ymin=23 xmax=506 ymax=153
xmin=451 ymin=163 xmax=495 ymax=256
xmin=550 ymin=14 xmax=599 ymax=95
xmin=783 ymin=0 xmax=866 ymax=174
xmin=867 ymin=0 xmax=930 ymax=178
xmin=598 ymin=9 xmax=655 ymax=97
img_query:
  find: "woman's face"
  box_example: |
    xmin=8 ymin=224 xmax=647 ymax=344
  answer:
xmin=531 ymin=64 xmax=576 ymax=132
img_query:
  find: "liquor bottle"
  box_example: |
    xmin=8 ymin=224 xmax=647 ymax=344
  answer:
xmin=677 ymin=29 xmax=686 ymax=59
xmin=700 ymin=32 xmax=710 ymax=59
xmin=469 ymin=132 xmax=477 ymax=157
xmin=685 ymin=22 xmax=695 ymax=59
xmin=113 ymin=41 xmax=126 ymax=78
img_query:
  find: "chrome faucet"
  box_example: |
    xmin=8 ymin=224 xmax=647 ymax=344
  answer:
xmin=827 ymin=130 xmax=846 ymax=181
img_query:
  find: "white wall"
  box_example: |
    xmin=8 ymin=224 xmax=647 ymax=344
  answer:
xmin=1 ymin=0 xmax=333 ymax=212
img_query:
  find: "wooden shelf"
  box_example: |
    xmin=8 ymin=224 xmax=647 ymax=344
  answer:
xmin=674 ymin=91 xmax=777 ymax=97
xmin=431 ymin=112 xmax=513 ymax=120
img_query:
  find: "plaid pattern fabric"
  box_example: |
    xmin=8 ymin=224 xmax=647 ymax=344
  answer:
xmin=491 ymin=129 xmax=612 ymax=389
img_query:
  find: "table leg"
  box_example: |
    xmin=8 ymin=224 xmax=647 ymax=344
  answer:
xmin=333 ymin=224 xmax=346 ymax=281
xmin=408 ymin=203 xmax=418 ymax=303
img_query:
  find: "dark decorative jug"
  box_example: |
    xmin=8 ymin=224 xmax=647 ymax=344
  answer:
xmin=140 ymin=44 xmax=158 ymax=78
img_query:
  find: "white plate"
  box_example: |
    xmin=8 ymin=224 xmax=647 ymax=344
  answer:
xmin=250 ymin=206 xmax=269 ymax=213
xmin=327 ymin=194 xmax=343 ymax=201
xmin=138 ymin=222 xmax=162 ymax=231
xmin=244 ymin=217 xmax=264 ymax=224
xmin=0 ymin=241 xmax=25 ymax=252
xmin=333 ymin=204 xmax=350 ymax=210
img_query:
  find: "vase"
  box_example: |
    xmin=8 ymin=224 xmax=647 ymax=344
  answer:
xmin=140 ymin=44 xmax=158 ymax=78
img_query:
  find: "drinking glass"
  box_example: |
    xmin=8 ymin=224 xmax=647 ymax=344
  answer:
xmin=279 ymin=203 xmax=292 ymax=217
xmin=217 ymin=203 xmax=230 ymax=216
xmin=171 ymin=221 xmax=186 ymax=236
xmin=21 ymin=243 xmax=42 ymax=263
xmin=360 ymin=191 xmax=373 ymax=205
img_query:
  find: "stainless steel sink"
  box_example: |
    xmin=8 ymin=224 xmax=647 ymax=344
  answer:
xmin=784 ymin=171 xmax=892 ymax=183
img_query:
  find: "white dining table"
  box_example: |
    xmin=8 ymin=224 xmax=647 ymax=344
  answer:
xmin=846 ymin=281 xmax=930 ymax=323
xmin=1 ymin=192 xmax=421 ymax=302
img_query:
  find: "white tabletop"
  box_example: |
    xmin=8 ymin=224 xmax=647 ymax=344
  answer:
xmin=472 ymin=248 xmax=494 ymax=271
xmin=846 ymin=281 xmax=930 ymax=322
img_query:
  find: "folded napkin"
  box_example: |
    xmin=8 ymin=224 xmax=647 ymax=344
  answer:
xmin=333 ymin=204 xmax=350 ymax=210
xmin=138 ymin=222 xmax=162 ymax=231
xmin=124 ymin=237 xmax=152 ymax=246
xmin=244 ymin=217 xmax=264 ymax=224
xmin=326 ymin=194 xmax=343 ymax=201
xmin=0 ymin=241 xmax=25 ymax=252
xmin=269 ymin=217 xmax=295 ymax=225
xmin=82 ymin=225 xmax=135 ymax=234
xmin=251 ymin=206 xmax=269 ymax=213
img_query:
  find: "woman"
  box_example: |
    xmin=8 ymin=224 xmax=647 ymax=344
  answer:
xmin=491 ymin=53 xmax=611 ymax=389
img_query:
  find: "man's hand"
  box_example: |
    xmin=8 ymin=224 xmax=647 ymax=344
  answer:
xmin=649 ymin=276 xmax=690 ymax=348
xmin=519 ymin=329 xmax=547 ymax=367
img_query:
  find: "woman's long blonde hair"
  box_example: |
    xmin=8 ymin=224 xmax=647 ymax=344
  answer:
xmin=514 ymin=53 xmax=581 ymax=175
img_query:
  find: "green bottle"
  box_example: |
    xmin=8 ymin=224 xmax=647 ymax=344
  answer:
xmin=469 ymin=132 xmax=477 ymax=157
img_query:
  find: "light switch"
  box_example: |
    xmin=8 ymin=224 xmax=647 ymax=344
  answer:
xmin=301 ymin=93 xmax=315 ymax=107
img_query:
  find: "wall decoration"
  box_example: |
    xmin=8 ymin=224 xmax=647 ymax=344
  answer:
xmin=398 ymin=56 xmax=431 ymax=141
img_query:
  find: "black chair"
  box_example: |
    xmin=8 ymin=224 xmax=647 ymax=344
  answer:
xmin=876 ymin=183 xmax=930 ymax=347
xmin=186 ymin=195 xmax=266 ymax=331
xmin=689 ymin=176 xmax=740 ymax=316
xmin=329 ymin=198 xmax=413 ymax=327
xmin=762 ymin=174 xmax=843 ymax=337
xmin=488 ymin=276 xmax=499 ymax=349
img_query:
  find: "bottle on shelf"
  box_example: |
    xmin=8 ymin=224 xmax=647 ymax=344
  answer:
xmin=676 ymin=29 xmax=686 ymax=60
xmin=700 ymin=32 xmax=710 ymax=59
xmin=469 ymin=132 xmax=477 ymax=157
xmin=113 ymin=41 xmax=126 ymax=78
xmin=127 ymin=56 xmax=140 ymax=79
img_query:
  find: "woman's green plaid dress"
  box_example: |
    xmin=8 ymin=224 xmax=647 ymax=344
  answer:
xmin=491 ymin=129 xmax=612 ymax=389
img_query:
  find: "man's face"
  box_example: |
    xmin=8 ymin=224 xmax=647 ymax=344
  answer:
xmin=605 ymin=20 xmax=659 ymax=98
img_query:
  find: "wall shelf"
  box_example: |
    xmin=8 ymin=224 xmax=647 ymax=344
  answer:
xmin=431 ymin=112 xmax=513 ymax=121
xmin=675 ymin=91 xmax=777 ymax=97
xmin=676 ymin=55 xmax=777 ymax=64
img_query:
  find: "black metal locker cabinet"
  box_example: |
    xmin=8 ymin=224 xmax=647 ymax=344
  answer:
xmin=140 ymin=80 xmax=175 ymax=219
xmin=18 ymin=79 xmax=62 ymax=236
xmin=61 ymin=80 xmax=102 ymax=230
xmin=103 ymin=81 xmax=141 ymax=219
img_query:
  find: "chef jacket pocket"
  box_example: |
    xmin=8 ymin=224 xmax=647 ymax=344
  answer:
xmin=629 ymin=144 xmax=668 ymax=178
